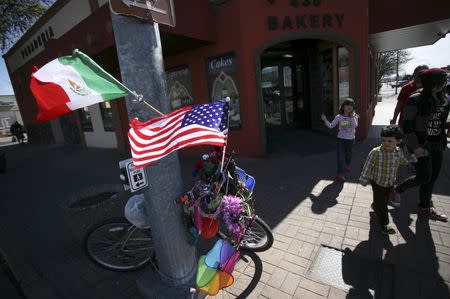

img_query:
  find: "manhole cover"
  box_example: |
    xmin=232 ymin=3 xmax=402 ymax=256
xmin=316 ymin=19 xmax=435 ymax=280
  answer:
xmin=69 ymin=191 xmax=117 ymax=208
xmin=307 ymin=246 xmax=351 ymax=291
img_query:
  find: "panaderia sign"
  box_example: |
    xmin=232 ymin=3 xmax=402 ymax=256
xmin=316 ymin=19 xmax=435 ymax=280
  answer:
xmin=265 ymin=0 xmax=344 ymax=30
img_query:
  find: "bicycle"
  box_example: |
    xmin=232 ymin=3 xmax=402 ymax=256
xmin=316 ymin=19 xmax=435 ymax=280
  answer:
xmin=179 ymin=151 xmax=274 ymax=252
xmin=84 ymin=151 xmax=273 ymax=272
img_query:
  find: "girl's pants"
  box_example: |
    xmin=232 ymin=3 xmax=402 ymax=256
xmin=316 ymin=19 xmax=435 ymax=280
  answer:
xmin=370 ymin=180 xmax=390 ymax=226
xmin=336 ymin=138 xmax=353 ymax=174
xmin=395 ymin=145 xmax=443 ymax=208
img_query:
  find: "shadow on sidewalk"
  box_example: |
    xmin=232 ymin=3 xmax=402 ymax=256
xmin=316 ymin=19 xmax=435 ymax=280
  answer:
xmin=342 ymin=210 xmax=450 ymax=299
xmin=342 ymin=214 xmax=394 ymax=299
xmin=309 ymin=180 xmax=343 ymax=214
xmin=243 ymin=138 xmax=369 ymax=229
xmin=266 ymin=128 xmax=337 ymax=157
xmin=389 ymin=204 xmax=450 ymax=298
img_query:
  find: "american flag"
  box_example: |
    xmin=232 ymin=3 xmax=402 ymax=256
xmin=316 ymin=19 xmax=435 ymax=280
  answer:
xmin=129 ymin=100 xmax=229 ymax=168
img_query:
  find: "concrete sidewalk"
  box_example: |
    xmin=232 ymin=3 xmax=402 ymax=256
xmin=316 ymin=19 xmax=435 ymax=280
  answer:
xmin=0 ymin=86 xmax=449 ymax=299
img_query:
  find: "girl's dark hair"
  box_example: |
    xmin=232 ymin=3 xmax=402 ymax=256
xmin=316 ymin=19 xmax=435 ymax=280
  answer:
xmin=418 ymin=68 xmax=448 ymax=115
xmin=339 ymin=98 xmax=355 ymax=114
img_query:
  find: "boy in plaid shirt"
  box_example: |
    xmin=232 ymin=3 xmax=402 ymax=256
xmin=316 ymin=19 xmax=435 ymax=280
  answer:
xmin=359 ymin=125 xmax=418 ymax=235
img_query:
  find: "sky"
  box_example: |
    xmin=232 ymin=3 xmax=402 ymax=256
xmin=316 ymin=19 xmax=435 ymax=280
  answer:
xmin=1 ymin=34 xmax=449 ymax=95
xmin=401 ymin=34 xmax=450 ymax=75
xmin=0 ymin=57 xmax=14 ymax=95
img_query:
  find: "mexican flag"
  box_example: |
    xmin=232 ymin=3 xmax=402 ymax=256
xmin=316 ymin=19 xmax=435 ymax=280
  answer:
xmin=30 ymin=50 xmax=132 ymax=122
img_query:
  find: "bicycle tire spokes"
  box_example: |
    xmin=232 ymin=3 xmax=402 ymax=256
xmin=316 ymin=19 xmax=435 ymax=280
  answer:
xmin=85 ymin=221 xmax=154 ymax=271
xmin=241 ymin=226 xmax=267 ymax=248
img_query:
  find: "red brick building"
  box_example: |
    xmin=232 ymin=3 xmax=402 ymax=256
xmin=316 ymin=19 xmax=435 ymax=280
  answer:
xmin=4 ymin=0 xmax=450 ymax=154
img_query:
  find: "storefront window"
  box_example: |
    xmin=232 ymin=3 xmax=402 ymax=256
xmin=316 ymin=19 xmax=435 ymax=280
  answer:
xmin=79 ymin=107 xmax=93 ymax=132
xmin=166 ymin=66 xmax=194 ymax=111
xmin=206 ymin=53 xmax=241 ymax=129
xmin=100 ymin=102 xmax=114 ymax=131
xmin=338 ymin=47 xmax=350 ymax=108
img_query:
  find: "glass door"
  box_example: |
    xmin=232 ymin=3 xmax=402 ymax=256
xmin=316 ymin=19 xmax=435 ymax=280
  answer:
xmin=282 ymin=65 xmax=294 ymax=126
xmin=294 ymin=63 xmax=310 ymax=128
xmin=261 ymin=64 xmax=295 ymax=128
xmin=261 ymin=65 xmax=281 ymax=127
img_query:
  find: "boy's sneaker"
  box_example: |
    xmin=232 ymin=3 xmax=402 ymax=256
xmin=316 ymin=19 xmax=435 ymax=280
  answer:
xmin=381 ymin=224 xmax=396 ymax=235
xmin=388 ymin=191 xmax=401 ymax=208
xmin=336 ymin=174 xmax=346 ymax=183
xmin=417 ymin=207 xmax=448 ymax=222
xmin=344 ymin=164 xmax=352 ymax=172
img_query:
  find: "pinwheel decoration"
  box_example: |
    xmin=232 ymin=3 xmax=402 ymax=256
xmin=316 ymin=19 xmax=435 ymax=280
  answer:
xmin=196 ymin=239 xmax=240 ymax=295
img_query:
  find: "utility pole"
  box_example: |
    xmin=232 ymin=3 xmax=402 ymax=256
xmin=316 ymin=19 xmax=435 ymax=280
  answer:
xmin=395 ymin=50 xmax=400 ymax=95
xmin=110 ymin=5 xmax=197 ymax=298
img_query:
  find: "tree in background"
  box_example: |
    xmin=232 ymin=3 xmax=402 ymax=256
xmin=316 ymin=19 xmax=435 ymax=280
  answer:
xmin=0 ymin=1 xmax=54 ymax=53
xmin=376 ymin=50 xmax=412 ymax=92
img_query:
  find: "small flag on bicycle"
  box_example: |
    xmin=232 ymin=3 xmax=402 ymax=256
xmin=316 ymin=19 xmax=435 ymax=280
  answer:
xmin=128 ymin=100 xmax=229 ymax=168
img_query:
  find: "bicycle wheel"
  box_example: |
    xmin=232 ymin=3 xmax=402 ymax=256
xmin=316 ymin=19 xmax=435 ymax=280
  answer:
xmin=219 ymin=216 xmax=273 ymax=252
xmin=239 ymin=216 xmax=273 ymax=252
xmin=84 ymin=218 xmax=154 ymax=271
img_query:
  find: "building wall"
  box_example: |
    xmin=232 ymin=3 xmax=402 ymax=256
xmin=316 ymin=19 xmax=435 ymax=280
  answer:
xmin=5 ymin=0 xmax=216 ymax=149
xmin=6 ymin=0 xmax=378 ymax=155
xmin=165 ymin=0 xmax=372 ymax=155
xmin=239 ymin=0 xmax=371 ymax=143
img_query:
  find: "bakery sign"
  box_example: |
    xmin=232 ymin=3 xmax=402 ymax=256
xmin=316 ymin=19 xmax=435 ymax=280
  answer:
xmin=265 ymin=0 xmax=345 ymax=30
xmin=109 ymin=0 xmax=176 ymax=27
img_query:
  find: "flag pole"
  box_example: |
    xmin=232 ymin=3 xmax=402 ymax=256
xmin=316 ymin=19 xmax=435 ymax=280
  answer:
xmin=220 ymin=97 xmax=231 ymax=173
xmin=132 ymin=92 xmax=164 ymax=116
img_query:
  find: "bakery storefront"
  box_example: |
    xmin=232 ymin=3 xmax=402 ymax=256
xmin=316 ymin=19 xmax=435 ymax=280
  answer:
xmin=4 ymin=0 xmax=450 ymax=155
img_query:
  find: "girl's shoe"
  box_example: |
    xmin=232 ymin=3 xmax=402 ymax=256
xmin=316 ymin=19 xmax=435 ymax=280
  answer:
xmin=336 ymin=174 xmax=346 ymax=183
xmin=344 ymin=164 xmax=352 ymax=172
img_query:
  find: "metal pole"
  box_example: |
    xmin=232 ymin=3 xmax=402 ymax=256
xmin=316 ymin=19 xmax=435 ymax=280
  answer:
xmin=220 ymin=97 xmax=231 ymax=173
xmin=395 ymin=50 xmax=399 ymax=95
xmin=110 ymin=12 xmax=197 ymax=290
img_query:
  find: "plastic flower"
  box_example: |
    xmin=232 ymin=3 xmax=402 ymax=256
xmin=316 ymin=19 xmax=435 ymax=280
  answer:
xmin=221 ymin=195 xmax=245 ymax=242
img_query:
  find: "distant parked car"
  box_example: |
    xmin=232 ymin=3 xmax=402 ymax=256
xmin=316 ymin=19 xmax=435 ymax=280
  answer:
xmin=390 ymin=80 xmax=409 ymax=88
